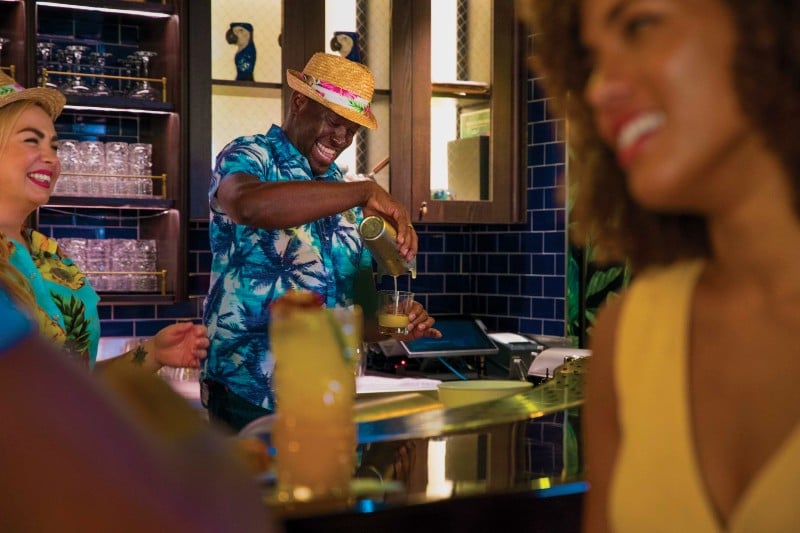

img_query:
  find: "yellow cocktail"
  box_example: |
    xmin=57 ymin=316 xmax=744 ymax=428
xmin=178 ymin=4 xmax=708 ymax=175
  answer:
xmin=270 ymin=294 xmax=361 ymax=502
xmin=378 ymin=312 xmax=410 ymax=335
xmin=377 ymin=289 xmax=414 ymax=335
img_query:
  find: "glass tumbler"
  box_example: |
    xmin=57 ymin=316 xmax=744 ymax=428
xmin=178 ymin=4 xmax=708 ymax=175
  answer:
xmin=108 ymin=239 xmax=135 ymax=291
xmin=58 ymin=139 xmax=81 ymax=173
xmin=57 ymin=238 xmax=87 ymax=270
xmin=377 ymin=290 xmax=415 ymax=335
xmin=105 ymin=141 xmax=129 ymax=196
xmin=84 ymin=239 xmax=110 ymax=291
xmin=79 ymin=140 xmax=105 ymax=173
xmin=128 ymin=143 xmax=153 ymax=197
xmin=56 ymin=139 xmax=81 ymax=196
xmin=128 ymin=143 xmax=152 ymax=175
xmin=78 ymin=141 xmax=106 ymax=195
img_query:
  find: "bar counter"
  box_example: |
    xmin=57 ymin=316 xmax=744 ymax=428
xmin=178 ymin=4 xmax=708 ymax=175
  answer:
xmin=240 ymin=358 xmax=588 ymax=532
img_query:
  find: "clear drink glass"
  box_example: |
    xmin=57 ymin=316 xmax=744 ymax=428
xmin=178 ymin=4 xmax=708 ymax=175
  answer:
xmin=128 ymin=143 xmax=152 ymax=176
xmin=105 ymin=141 xmax=129 ymax=174
xmin=56 ymin=139 xmax=81 ymax=196
xmin=57 ymin=139 xmax=81 ymax=173
xmin=377 ymin=290 xmax=415 ymax=335
xmin=79 ymin=140 xmax=105 ymax=177
xmin=57 ymin=238 xmax=87 ymax=268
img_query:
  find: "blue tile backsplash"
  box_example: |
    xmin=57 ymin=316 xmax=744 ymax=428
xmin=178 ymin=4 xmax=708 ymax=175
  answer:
xmin=41 ymin=30 xmax=568 ymax=339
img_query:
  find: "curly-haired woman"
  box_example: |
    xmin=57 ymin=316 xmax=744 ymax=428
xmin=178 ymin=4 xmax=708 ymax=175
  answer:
xmin=525 ymin=0 xmax=800 ymax=530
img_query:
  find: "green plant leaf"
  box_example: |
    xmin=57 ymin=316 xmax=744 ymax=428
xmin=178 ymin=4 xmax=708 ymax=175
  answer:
xmin=585 ymin=266 xmax=623 ymax=298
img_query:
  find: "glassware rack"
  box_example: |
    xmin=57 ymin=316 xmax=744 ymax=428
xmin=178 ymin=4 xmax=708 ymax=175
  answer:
xmin=41 ymin=67 xmax=168 ymax=103
xmin=1 ymin=0 xmax=189 ymax=302
xmin=82 ymin=269 xmax=168 ymax=295
xmin=54 ymin=172 xmax=167 ymax=199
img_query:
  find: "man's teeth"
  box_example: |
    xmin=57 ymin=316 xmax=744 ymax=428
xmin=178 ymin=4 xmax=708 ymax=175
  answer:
xmin=29 ymin=172 xmax=51 ymax=184
xmin=617 ymin=112 xmax=665 ymax=151
xmin=316 ymin=143 xmax=335 ymax=158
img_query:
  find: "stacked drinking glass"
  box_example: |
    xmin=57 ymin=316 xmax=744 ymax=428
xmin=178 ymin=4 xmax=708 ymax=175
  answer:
xmin=54 ymin=141 xmax=154 ymax=198
xmin=128 ymin=142 xmax=154 ymax=197
xmin=57 ymin=238 xmax=159 ymax=292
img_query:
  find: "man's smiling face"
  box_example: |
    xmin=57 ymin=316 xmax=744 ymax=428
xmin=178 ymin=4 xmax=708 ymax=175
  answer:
xmin=286 ymin=93 xmax=360 ymax=176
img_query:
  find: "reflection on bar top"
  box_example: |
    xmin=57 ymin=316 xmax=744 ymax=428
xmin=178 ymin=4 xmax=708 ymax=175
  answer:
xmin=357 ymin=357 xmax=587 ymax=443
xmin=240 ymin=358 xmax=587 ymax=445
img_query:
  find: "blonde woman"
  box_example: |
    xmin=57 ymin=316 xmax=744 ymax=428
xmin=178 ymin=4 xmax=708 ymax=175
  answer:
xmin=0 ymin=71 xmax=207 ymax=372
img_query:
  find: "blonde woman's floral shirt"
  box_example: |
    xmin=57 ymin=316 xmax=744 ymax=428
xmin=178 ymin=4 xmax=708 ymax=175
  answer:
xmin=2 ymin=229 xmax=100 ymax=368
xmin=204 ymin=125 xmax=372 ymax=411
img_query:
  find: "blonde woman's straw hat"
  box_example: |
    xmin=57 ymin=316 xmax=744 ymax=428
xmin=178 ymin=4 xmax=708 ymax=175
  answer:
xmin=286 ymin=52 xmax=377 ymax=129
xmin=0 ymin=71 xmax=65 ymax=120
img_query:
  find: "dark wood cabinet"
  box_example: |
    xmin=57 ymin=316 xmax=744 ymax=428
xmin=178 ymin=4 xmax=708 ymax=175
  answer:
xmin=1 ymin=0 xmax=190 ymax=302
xmin=391 ymin=0 xmax=527 ymax=224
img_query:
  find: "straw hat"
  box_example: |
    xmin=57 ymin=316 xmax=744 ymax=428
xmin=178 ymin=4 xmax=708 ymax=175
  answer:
xmin=286 ymin=53 xmax=377 ymax=129
xmin=0 ymin=71 xmax=65 ymax=120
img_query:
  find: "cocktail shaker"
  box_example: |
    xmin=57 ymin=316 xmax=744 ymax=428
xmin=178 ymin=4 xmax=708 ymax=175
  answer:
xmin=358 ymin=215 xmax=417 ymax=280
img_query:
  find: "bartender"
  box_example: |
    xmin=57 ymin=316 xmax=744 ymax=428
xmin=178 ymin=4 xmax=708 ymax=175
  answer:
xmin=203 ymin=52 xmax=441 ymax=432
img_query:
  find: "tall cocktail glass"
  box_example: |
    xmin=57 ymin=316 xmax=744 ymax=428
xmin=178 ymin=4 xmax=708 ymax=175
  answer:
xmin=270 ymin=297 xmax=361 ymax=503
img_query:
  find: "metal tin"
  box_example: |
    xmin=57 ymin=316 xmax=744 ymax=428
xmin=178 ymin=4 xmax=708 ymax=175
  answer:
xmin=358 ymin=216 xmax=417 ymax=279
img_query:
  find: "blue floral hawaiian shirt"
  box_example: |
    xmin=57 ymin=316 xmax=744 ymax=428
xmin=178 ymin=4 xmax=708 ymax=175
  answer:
xmin=2 ymin=230 xmax=101 ymax=368
xmin=204 ymin=125 xmax=372 ymax=410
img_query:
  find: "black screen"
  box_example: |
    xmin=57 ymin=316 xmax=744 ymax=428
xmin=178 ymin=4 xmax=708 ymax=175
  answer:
xmin=400 ymin=317 xmax=498 ymax=358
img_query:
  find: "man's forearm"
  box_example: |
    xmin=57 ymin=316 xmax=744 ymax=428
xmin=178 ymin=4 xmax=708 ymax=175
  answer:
xmin=219 ymin=175 xmax=374 ymax=230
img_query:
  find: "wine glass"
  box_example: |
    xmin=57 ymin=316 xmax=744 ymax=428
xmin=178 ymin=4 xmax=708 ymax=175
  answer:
xmin=128 ymin=50 xmax=160 ymax=101
xmin=37 ymin=42 xmax=59 ymax=88
xmin=0 ymin=37 xmax=9 ymax=70
xmin=89 ymin=52 xmax=113 ymax=96
xmin=117 ymin=55 xmax=136 ymax=96
xmin=62 ymin=45 xmax=92 ymax=95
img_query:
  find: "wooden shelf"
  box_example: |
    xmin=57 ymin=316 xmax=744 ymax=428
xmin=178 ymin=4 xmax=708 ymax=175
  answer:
xmin=211 ymin=78 xmax=281 ymax=90
xmin=432 ymin=81 xmax=491 ymax=96
xmin=37 ymin=0 xmax=174 ymax=17
xmin=46 ymin=196 xmax=174 ymax=210
xmin=96 ymin=293 xmax=175 ymax=305
xmin=63 ymin=94 xmax=174 ymax=112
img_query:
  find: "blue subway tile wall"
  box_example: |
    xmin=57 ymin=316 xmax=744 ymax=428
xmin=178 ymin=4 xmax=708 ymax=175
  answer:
xmin=49 ymin=30 xmax=567 ymax=339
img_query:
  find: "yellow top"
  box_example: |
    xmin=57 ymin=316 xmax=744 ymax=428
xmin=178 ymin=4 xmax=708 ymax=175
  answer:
xmin=611 ymin=260 xmax=800 ymax=532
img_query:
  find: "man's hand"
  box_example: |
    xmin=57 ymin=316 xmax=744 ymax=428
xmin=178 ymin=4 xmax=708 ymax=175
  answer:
xmin=393 ymin=300 xmax=442 ymax=341
xmin=362 ymin=181 xmax=417 ymax=260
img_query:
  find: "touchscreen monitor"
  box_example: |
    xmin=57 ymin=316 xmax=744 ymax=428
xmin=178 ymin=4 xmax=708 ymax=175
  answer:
xmin=399 ymin=316 xmax=499 ymax=358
